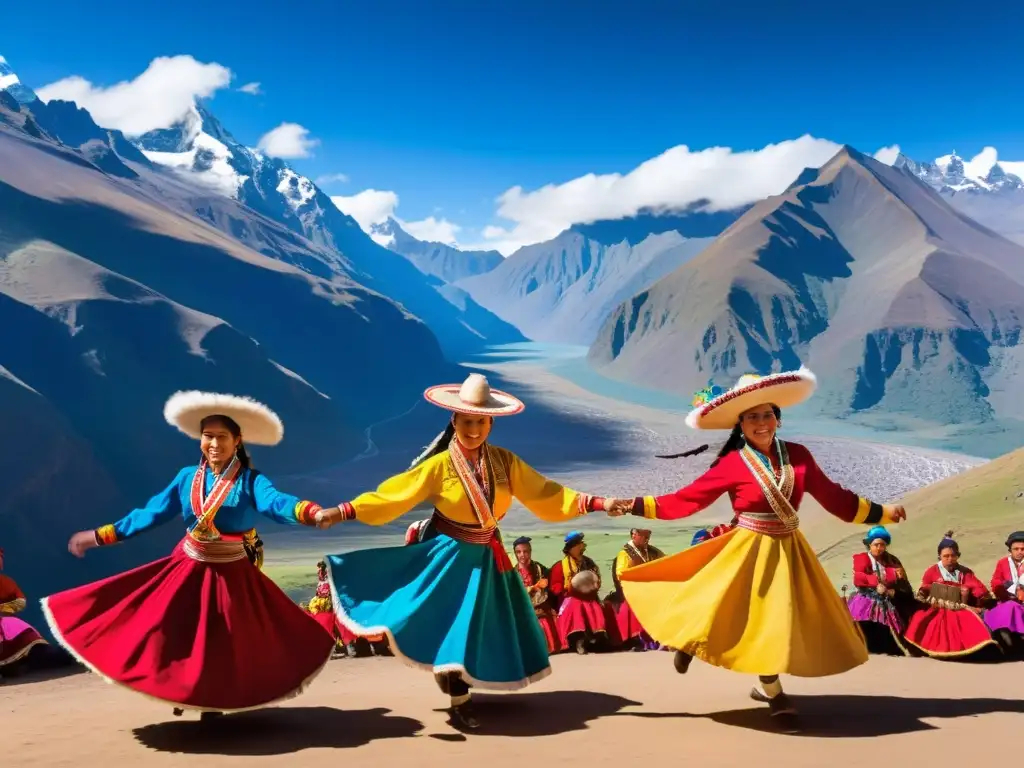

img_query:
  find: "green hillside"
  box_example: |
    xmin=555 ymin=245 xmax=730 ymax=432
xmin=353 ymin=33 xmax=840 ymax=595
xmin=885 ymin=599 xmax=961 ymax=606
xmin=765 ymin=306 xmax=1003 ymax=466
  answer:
xmin=819 ymin=448 xmax=1024 ymax=589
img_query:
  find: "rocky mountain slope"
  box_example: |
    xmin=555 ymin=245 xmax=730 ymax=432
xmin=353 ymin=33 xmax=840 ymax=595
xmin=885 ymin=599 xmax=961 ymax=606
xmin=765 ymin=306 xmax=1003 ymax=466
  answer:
xmin=454 ymin=206 xmax=746 ymax=344
xmin=373 ymin=217 xmax=504 ymax=283
xmin=589 ymin=146 xmax=1024 ymax=449
xmin=896 ymin=150 xmax=1024 ymax=246
xmin=132 ymin=104 xmax=518 ymax=354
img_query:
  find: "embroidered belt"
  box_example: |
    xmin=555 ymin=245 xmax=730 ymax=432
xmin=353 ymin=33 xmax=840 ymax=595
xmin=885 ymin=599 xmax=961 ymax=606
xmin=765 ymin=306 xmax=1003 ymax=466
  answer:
xmin=183 ymin=535 xmax=248 ymax=564
xmin=430 ymin=512 xmax=513 ymax=573
xmin=735 ymin=512 xmax=800 ymax=536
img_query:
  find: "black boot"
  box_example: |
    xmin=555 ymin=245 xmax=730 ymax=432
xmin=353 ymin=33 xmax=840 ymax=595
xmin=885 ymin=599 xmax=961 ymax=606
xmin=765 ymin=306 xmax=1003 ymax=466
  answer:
xmin=750 ymin=679 xmax=800 ymax=733
xmin=673 ymin=650 xmax=692 ymax=674
xmin=450 ymin=698 xmax=480 ymax=730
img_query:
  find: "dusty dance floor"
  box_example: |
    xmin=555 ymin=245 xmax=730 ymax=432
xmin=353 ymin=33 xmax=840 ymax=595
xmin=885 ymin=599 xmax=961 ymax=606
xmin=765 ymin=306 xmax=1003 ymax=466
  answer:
xmin=3 ymin=652 xmax=1022 ymax=767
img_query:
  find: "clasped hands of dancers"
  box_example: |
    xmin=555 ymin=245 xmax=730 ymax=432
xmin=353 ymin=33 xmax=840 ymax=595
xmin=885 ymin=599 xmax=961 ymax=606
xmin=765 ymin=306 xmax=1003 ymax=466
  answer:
xmin=43 ymin=366 xmax=908 ymax=734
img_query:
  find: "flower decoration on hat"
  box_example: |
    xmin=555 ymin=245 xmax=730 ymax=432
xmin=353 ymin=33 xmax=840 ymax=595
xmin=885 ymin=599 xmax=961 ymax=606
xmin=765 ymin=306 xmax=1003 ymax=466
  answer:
xmin=691 ymin=382 xmax=728 ymax=408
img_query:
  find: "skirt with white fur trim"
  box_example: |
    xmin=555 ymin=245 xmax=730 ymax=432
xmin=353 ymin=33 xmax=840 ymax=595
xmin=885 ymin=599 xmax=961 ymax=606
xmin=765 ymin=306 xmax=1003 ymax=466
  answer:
xmin=326 ymin=531 xmax=551 ymax=690
xmin=41 ymin=537 xmax=335 ymax=712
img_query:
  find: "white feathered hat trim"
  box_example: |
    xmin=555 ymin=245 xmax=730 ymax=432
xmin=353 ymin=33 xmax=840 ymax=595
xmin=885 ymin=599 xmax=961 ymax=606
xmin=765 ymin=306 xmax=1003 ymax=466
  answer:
xmin=423 ymin=373 xmax=524 ymax=416
xmin=685 ymin=367 xmax=818 ymax=431
xmin=163 ymin=391 xmax=284 ymax=446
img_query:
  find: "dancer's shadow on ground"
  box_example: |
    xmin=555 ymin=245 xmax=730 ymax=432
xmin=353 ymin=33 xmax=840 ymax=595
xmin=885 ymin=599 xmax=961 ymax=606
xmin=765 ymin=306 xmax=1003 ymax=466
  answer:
xmin=133 ymin=706 xmax=423 ymax=754
xmin=430 ymin=690 xmax=641 ymax=741
xmin=629 ymin=694 xmax=1024 ymax=737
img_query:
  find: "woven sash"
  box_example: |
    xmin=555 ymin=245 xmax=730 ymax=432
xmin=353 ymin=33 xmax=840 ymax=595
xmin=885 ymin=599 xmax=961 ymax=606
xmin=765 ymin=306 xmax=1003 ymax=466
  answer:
xmin=182 ymin=536 xmax=247 ymax=564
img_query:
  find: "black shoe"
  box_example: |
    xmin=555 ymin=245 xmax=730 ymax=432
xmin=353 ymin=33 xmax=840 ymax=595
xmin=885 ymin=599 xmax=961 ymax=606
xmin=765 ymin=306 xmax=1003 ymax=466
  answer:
xmin=200 ymin=711 xmax=224 ymax=722
xmin=673 ymin=651 xmax=692 ymax=674
xmin=450 ymin=701 xmax=479 ymax=730
xmin=574 ymin=637 xmax=588 ymax=655
xmin=172 ymin=708 xmax=185 ymax=717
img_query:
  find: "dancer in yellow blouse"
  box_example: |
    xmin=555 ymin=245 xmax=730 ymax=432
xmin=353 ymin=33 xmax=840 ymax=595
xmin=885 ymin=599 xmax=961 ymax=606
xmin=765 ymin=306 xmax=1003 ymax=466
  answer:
xmin=314 ymin=373 xmax=613 ymax=730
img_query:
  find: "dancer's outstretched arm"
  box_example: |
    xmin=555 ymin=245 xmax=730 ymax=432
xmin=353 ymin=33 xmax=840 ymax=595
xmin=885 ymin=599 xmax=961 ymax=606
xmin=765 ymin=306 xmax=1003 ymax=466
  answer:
xmin=500 ymin=448 xmax=609 ymax=520
xmin=250 ymin=473 xmax=325 ymax=527
xmin=69 ymin=468 xmax=190 ymax=557
xmin=794 ymin=444 xmax=906 ymax=525
xmin=317 ymin=457 xmax=441 ymax=528
xmin=611 ymin=461 xmax=733 ymax=521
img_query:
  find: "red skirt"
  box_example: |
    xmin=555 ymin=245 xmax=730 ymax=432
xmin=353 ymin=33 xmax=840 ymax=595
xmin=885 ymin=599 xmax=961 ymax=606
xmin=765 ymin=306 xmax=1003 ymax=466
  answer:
xmin=534 ymin=607 xmax=565 ymax=654
xmin=904 ymin=604 xmax=997 ymax=659
xmin=555 ymin=595 xmax=611 ymax=645
xmin=42 ymin=537 xmax=335 ymax=712
xmin=610 ymin=599 xmax=645 ymax=644
xmin=311 ymin=611 xmax=342 ymax=639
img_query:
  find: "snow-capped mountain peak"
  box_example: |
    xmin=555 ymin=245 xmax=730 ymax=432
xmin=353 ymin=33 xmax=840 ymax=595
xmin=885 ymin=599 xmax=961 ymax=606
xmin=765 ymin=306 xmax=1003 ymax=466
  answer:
xmin=135 ymin=103 xmax=248 ymax=198
xmin=899 ymin=147 xmax=1023 ymax=195
xmin=368 ymin=219 xmax=397 ymax=248
xmin=0 ymin=54 xmax=39 ymax=105
xmin=276 ymin=168 xmax=317 ymax=212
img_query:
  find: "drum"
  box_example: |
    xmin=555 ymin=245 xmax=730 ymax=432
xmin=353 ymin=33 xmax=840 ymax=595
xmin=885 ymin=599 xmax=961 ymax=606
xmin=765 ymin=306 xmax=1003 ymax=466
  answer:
xmin=571 ymin=570 xmax=599 ymax=596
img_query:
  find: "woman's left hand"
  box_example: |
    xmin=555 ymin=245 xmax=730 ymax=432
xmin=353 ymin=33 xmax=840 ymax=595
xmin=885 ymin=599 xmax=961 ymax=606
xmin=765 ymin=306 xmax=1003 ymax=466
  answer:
xmin=885 ymin=505 xmax=907 ymax=523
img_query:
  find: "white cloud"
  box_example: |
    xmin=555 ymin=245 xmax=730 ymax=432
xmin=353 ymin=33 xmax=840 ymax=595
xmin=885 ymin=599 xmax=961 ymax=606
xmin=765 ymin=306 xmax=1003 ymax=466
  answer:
xmin=257 ymin=122 xmax=319 ymax=159
xmin=337 ymin=135 xmax=1024 ymax=258
xmin=873 ymin=144 xmax=902 ymax=165
xmin=331 ymin=189 xmax=399 ymax=243
xmin=315 ymin=172 xmax=350 ymax=186
xmin=403 ymin=216 xmax=462 ymax=245
xmin=238 ymin=81 xmax=262 ymax=95
xmin=330 ymin=191 xmax=463 ymax=248
xmin=36 ymin=55 xmax=232 ymax=136
xmin=473 ymin=135 xmax=843 ymax=254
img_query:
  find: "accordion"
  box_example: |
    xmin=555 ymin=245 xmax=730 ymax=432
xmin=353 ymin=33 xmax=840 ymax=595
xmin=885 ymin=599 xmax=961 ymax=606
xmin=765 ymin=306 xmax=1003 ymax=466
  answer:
xmin=928 ymin=582 xmax=964 ymax=605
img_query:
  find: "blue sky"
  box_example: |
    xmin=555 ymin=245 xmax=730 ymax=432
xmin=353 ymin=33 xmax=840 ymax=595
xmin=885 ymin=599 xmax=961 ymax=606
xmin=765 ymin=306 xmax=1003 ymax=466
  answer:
xmin=3 ymin=0 xmax=1023 ymax=252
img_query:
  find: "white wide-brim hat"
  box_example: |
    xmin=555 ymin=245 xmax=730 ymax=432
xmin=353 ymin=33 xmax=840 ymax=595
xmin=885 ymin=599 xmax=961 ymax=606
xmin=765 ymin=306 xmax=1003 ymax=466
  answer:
xmin=423 ymin=373 xmax=525 ymax=416
xmin=163 ymin=391 xmax=285 ymax=446
xmin=685 ymin=367 xmax=817 ymax=431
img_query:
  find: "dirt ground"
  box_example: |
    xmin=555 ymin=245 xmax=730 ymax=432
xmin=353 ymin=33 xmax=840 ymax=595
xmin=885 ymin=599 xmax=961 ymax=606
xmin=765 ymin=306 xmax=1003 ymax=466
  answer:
xmin=3 ymin=652 xmax=1023 ymax=767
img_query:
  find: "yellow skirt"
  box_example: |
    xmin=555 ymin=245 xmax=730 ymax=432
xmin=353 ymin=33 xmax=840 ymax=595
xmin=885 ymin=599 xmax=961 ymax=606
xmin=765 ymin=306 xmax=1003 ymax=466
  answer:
xmin=620 ymin=526 xmax=867 ymax=677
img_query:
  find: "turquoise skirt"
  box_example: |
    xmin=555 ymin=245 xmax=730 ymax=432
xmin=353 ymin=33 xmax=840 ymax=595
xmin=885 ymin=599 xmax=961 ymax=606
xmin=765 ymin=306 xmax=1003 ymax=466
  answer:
xmin=325 ymin=530 xmax=551 ymax=690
